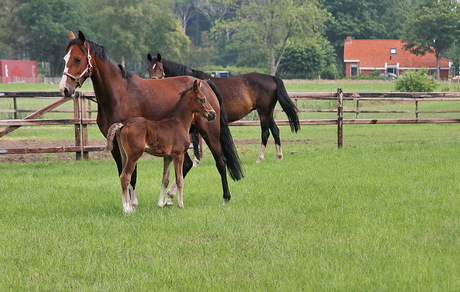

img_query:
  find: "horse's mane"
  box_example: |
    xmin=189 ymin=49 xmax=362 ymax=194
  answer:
xmin=162 ymin=59 xmax=211 ymax=79
xmin=66 ymin=38 xmax=132 ymax=79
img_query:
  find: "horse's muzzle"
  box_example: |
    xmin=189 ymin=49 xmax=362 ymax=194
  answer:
xmin=61 ymin=87 xmax=75 ymax=98
xmin=207 ymin=111 xmax=216 ymax=121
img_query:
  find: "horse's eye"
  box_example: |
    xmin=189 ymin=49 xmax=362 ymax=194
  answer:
xmin=75 ymin=58 xmax=82 ymax=63
xmin=200 ymin=98 xmax=206 ymax=103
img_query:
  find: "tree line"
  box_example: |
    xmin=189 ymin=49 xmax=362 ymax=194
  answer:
xmin=1 ymin=0 xmax=459 ymax=78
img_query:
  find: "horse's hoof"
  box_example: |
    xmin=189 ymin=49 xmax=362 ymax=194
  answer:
xmin=223 ymin=195 xmax=231 ymax=204
xmin=193 ymin=158 xmax=200 ymax=167
xmin=123 ymin=207 xmax=135 ymax=213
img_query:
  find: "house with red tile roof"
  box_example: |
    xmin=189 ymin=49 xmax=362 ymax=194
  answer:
xmin=343 ymin=37 xmax=453 ymax=79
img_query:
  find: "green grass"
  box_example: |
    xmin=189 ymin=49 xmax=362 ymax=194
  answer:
xmin=1 ymin=82 xmax=460 ymax=290
xmin=1 ymin=124 xmax=460 ymax=290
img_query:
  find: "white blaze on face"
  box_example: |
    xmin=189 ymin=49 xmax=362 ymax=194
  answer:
xmin=59 ymin=49 xmax=72 ymax=91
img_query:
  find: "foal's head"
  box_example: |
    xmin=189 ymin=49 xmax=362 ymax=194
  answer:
xmin=147 ymin=53 xmax=165 ymax=80
xmin=184 ymin=80 xmax=216 ymax=122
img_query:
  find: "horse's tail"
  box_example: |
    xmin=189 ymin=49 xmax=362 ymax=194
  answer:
xmin=273 ymin=76 xmax=300 ymax=132
xmin=105 ymin=123 xmax=124 ymax=151
xmin=206 ymin=80 xmax=244 ymax=181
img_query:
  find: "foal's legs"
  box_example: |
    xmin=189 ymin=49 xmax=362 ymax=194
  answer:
xmin=173 ymin=155 xmax=185 ymax=208
xmin=157 ymin=157 xmax=173 ymax=207
xmin=119 ymin=158 xmax=138 ymax=213
xmin=112 ymin=140 xmax=138 ymax=207
xmin=166 ymin=152 xmax=193 ymax=199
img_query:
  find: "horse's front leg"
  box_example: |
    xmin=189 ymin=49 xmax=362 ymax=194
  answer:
xmin=166 ymin=152 xmax=193 ymax=199
xmin=158 ymin=157 xmax=173 ymax=207
xmin=173 ymin=155 xmax=185 ymax=208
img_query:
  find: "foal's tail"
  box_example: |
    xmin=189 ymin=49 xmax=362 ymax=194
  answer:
xmin=273 ymin=76 xmax=300 ymax=132
xmin=105 ymin=123 xmax=124 ymax=151
xmin=206 ymin=80 xmax=244 ymax=181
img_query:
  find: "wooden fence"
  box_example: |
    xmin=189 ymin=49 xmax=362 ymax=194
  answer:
xmin=1 ymin=89 xmax=460 ymax=158
xmin=0 ymin=91 xmax=99 ymax=159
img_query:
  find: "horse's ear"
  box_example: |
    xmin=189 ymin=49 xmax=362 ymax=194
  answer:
xmin=147 ymin=53 xmax=152 ymax=61
xmin=193 ymin=79 xmax=201 ymax=92
xmin=69 ymin=31 xmax=76 ymax=40
xmin=157 ymin=53 xmax=162 ymax=61
xmin=78 ymin=31 xmax=86 ymax=43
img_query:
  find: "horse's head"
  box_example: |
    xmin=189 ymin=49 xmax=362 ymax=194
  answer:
xmin=147 ymin=53 xmax=165 ymax=80
xmin=59 ymin=31 xmax=93 ymax=97
xmin=189 ymin=80 xmax=216 ymax=122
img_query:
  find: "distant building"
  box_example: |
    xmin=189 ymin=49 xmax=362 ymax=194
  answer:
xmin=343 ymin=37 xmax=453 ymax=79
xmin=0 ymin=60 xmax=38 ymax=83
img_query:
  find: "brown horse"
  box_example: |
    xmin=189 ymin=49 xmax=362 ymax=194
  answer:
xmin=59 ymin=31 xmax=243 ymax=207
xmin=149 ymin=53 xmax=202 ymax=166
xmin=147 ymin=53 xmax=300 ymax=163
xmin=105 ymin=80 xmax=216 ymax=212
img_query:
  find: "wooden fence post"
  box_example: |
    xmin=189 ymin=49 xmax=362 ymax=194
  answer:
xmin=13 ymin=97 xmax=18 ymax=119
xmin=81 ymin=95 xmax=89 ymax=160
xmin=73 ymin=93 xmax=82 ymax=160
xmin=337 ymin=88 xmax=343 ymax=148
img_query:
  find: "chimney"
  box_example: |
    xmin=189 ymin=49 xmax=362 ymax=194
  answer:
xmin=345 ymin=36 xmax=353 ymax=44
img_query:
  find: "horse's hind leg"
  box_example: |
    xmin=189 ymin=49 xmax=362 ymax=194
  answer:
xmin=256 ymin=114 xmax=271 ymax=163
xmin=112 ymin=140 xmax=138 ymax=207
xmin=269 ymin=117 xmax=283 ymax=161
xmin=120 ymin=161 xmax=137 ymax=213
xmin=199 ymin=130 xmax=231 ymax=202
xmin=158 ymin=157 xmax=173 ymax=207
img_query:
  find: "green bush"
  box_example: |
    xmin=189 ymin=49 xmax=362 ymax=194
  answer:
xmin=395 ymin=69 xmax=438 ymax=92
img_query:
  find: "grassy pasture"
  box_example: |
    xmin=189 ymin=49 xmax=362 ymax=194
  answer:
xmin=1 ymin=124 xmax=460 ymax=290
xmin=1 ymin=82 xmax=460 ymax=290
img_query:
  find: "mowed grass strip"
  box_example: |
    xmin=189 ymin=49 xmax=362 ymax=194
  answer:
xmin=1 ymin=124 xmax=459 ymax=290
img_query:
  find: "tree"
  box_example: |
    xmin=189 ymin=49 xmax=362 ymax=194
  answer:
xmin=14 ymin=0 xmax=89 ymax=76
xmin=323 ymin=0 xmax=422 ymax=72
xmin=400 ymin=0 xmax=460 ymax=79
xmin=87 ymin=0 xmax=189 ymax=70
xmin=214 ymin=0 xmax=329 ymax=75
xmin=277 ymin=36 xmax=338 ymax=79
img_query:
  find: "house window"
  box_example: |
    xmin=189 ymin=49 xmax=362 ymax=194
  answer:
xmin=387 ymin=67 xmax=396 ymax=74
xmin=351 ymin=64 xmax=358 ymax=76
xmin=390 ymin=48 xmax=397 ymax=55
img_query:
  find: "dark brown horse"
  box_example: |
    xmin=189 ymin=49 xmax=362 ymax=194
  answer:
xmin=59 ymin=31 xmax=243 ymax=207
xmin=105 ymin=80 xmax=216 ymax=212
xmin=147 ymin=53 xmax=300 ymax=163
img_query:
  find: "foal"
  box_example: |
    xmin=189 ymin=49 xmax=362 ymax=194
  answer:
xmin=106 ymin=80 xmax=216 ymax=212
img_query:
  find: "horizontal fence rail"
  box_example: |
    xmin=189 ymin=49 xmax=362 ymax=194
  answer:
xmin=1 ymin=90 xmax=460 ymax=158
xmin=0 ymin=91 xmax=99 ymax=159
